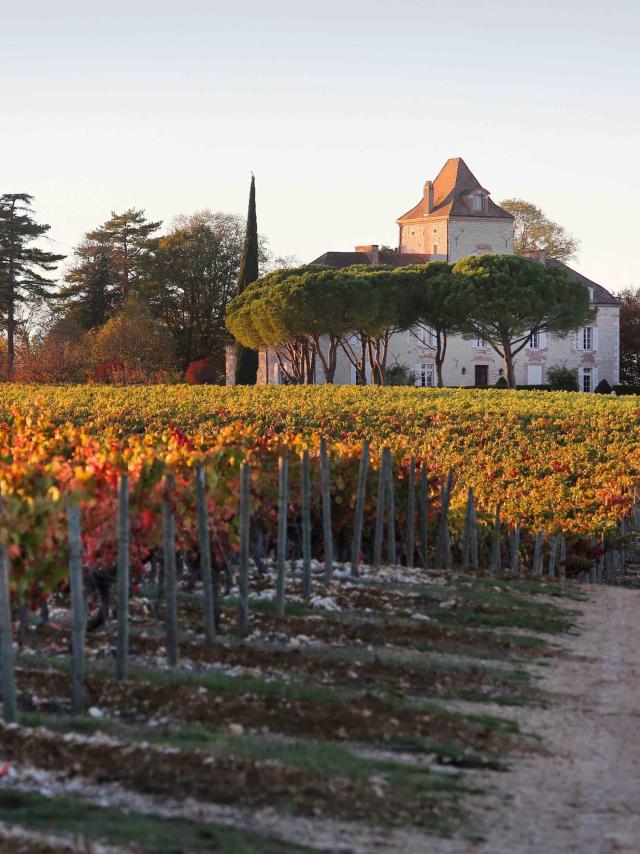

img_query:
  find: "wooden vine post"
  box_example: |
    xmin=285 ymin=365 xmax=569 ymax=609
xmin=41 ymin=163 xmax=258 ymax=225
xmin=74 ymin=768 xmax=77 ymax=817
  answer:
xmin=490 ymin=504 xmax=501 ymax=575
xmin=532 ymin=531 xmax=545 ymax=576
xmin=116 ymin=473 xmax=130 ymax=680
xmin=162 ymin=472 xmax=178 ymax=667
xmin=350 ymin=440 xmax=370 ymax=577
xmin=238 ymin=462 xmax=251 ymax=635
xmin=301 ymin=450 xmax=312 ymax=600
xmin=462 ymin=487 xmax=475 ymax=570
xmin=275 ymin=452 xmax=289 ymax=617
xmin=373 ymin=448 xmax=388 ymax=567
xmin=67 ymin=499 xmax=86 ymax=714
xmin=385 ymin=449 xmax=397 ymax=566
xmin=548 ymin=534 xmax=558 ymax=578
xmin=419 ymin=467 xmax=428 ymax=570
xmin=320 ymin=439 xmax=334 ymax=584
xmin=0 ymin=493 xmax=17 ymax=723
xmin=436 ymin=470 xmax=453 ymax=569
xmin=406 ymin=455 xmax=416 ymax=568
xmin=509 ymin=523 xmax=520 ymax=575
xmin=196 ymin=465 xmax=217 ymax=643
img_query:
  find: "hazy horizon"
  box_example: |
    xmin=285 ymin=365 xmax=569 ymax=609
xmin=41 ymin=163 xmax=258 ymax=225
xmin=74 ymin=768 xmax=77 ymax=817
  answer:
xmin=3 ymin=1 xmax=639 ymax=291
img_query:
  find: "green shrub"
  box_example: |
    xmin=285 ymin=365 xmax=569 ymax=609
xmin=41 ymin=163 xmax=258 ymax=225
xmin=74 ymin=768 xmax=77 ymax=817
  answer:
xmin=594 ymin=378 xmax=612 ymax=394
xmin=494 ymin=376 xmax=509 ymax=389
xmin=384 ymin=363 xmax=416 ymax=386
xmin=612 ymin=384 xmax=640 ymax=396
xmin=547 ymin=365 xmax=578 ymax=391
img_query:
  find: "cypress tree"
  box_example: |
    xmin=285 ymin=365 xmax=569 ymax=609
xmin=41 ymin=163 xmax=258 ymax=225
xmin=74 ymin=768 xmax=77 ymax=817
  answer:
xmin=234 ymin=175 xmax=259 ymax=385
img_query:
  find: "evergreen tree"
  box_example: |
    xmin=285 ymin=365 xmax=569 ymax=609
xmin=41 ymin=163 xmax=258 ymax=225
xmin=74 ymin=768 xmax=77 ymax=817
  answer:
xmin=234 ymin=176 xmax=259 ymax=385
xmin=59 ymin=208 xmax=161 ymax=330
xmin=0 ymin=194 xmax=65 ymax=379
xmin=59 ymin=236 xmax=113 ymax=329
xmin=101 ymin=208 xmax=162 ymax=300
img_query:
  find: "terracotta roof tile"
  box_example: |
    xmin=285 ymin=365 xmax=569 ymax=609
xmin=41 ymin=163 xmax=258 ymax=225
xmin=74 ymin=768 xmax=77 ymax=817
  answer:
xmin=311 ymin=250 xmax=430 ymax=269
xmin=397 ymin=157 xmax=513 ymax=223
xmin=545 ymin=259 xmax=619 ymax=306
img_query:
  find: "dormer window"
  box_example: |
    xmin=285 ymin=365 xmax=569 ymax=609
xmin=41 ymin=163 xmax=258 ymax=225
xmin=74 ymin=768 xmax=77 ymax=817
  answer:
xmin=472 ymin=194 xmax=487 ymax=213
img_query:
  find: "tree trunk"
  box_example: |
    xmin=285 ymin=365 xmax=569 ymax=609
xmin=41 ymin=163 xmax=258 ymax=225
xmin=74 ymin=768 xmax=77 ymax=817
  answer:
xmin=435 ymin=330 xmax=447 ymax=387
xmin=6 ymin=298 xmax=14 ymax=382
xmin=502 ymin=339 xmax=516 ymax=389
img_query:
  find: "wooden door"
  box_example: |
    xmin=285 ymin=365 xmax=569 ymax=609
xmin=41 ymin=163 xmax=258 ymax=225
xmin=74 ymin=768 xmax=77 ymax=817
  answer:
xmin=474 ymin=365 xmax=488 ymax=387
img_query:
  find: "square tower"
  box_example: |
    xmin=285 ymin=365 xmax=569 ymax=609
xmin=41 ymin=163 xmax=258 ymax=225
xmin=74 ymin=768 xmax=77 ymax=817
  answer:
xmin=396 ymin=158 xmax=515 ymax=262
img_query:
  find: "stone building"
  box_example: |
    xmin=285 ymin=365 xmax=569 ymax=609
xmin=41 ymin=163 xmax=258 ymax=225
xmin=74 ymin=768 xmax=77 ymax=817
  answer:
xmin=233 ymin=157 xmax=620 ymax=391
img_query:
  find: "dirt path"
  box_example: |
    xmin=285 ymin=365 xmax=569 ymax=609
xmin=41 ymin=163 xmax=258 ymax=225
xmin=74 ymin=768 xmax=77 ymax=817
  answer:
xmin=466 ymin=585 xmax=640 ymax=853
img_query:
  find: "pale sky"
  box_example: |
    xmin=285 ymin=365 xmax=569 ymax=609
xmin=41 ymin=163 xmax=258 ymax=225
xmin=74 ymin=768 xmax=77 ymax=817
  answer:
xmin=2 ymin=0 xmax=639 ymax=291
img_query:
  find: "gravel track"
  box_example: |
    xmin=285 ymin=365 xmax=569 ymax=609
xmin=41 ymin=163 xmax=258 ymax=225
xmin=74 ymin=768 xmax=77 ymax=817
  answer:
xmin=468 ymin=585 xmax=640 ymax=853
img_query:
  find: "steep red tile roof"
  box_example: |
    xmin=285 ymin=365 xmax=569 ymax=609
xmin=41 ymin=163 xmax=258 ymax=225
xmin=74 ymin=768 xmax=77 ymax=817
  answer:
xmin=397 ymin=157 xmax=513 ymax=223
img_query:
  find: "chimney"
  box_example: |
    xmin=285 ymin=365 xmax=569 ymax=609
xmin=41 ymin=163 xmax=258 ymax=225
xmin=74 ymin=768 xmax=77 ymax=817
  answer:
xmin=424 ymin=180 xmax=434 ymax=214
xmin=522 ymin=248 xmax=547 ymax=264
xmin=355 ymin=244 xmax=379 ymax=264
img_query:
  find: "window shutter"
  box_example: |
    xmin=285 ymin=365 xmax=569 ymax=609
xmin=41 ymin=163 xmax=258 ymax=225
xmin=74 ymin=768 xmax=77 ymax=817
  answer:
xmin=414 ymin=364 xmax=422 ymax=386
xmin=573 ymin=330 xmax=579 ymax=350
xmin=592 ymin=327 xmax=598 ymax=351
xmin=592 ymin=367 xmax=599 ymax=390
xmin=541 ymin=331 xmax=549 ymax=349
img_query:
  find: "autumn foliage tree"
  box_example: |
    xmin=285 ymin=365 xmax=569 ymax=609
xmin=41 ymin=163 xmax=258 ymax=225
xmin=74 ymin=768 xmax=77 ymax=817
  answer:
xmin=88 ymin=295 xmax=176 ymax=381
xmin=501 ymin=198 xmax=579 ymax=262
xmin=618 ymin=287 xmax=640 ymax=385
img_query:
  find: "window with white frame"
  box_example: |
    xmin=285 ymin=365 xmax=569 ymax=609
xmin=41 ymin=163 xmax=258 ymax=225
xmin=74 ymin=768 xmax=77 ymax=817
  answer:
xmin=581 ymin=326 xmax=593 ymax=350
xmin=581 ymin=367 xmax=593 ymax=393
xmin=473 ymin=336 xmax=487 ymax=349
xmin=472 ymin=194 xmax=485 ymax=213
xmin=415 ymin=364 xmax=435 ymax=387
xmin=529 ymin=330 xmax=540 ymax=349
xmin=420 ymin=325 xmax=436 ymax=347
xmin=408 ymin=325 xmax=437 ymax=348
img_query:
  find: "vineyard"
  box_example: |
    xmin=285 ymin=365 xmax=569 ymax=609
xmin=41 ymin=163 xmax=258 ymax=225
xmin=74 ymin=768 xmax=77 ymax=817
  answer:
xmin=0 ymin=384 xmax=638 ymax=851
